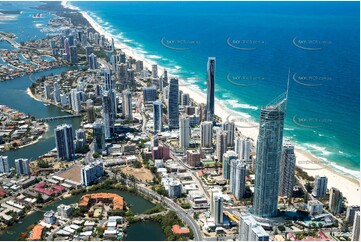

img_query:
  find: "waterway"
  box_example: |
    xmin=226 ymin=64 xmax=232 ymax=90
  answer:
xmin=0 ymin=188 xmax=161 ymax=241
xmin=0 ymin=1 xmax=166 ymax=239
xmin=0 ymin=67 xmax=82 ymax=168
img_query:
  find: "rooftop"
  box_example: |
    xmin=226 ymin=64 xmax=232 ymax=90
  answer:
xmin=79 ymin=193 xmax=124 ymax=210
xmin=172 ymin=224 xmax=190 ymax=235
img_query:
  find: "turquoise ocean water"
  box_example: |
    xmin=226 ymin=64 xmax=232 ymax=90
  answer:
xmin=72 ymin=1 xmax=360 ymax=178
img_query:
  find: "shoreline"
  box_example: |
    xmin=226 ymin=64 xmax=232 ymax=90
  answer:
xmin=63 ymin=1 xmax=359 ymax=206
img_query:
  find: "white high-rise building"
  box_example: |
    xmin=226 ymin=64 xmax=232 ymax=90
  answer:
xmin=152 ymin=64 xmax=158 ymax=78
xmin=222 ymin=150 xmax=238 ymax=180
xmin=15 ymin=158 xmax=30 ymax=176
xmin=44 ymin=83 xmax=52 ymax=100
xmin=81 ymin=161 xmax=104 ymax=186
xmin=57 ymin=204 xmax=73 ymax=219
xmin=312 ymin=175 xmax=328 ymax=197
xmin=122 ymin=89 xmax=133 ymax=120
xmin=168 ymin=180 xmax=182 ymax=198
xmin=235 ymin=136 xmax=251 ymax=161
xmin=179 ymin=115 xmax=190 ymax=149
xmin=222 ymin=120 xmax=235 ymax=147
xmin=0 ymin=156 xmax=10 ymax=174
xmin=352 ymin=211 xmax=360 ymax=241
xmin=213 ymin=194 xmax=224 ymax=226
xmin=229 ymin=160 xmax=247 ymax=200
xmin=279 ymin=141 xmax=296 ymax=198
xmin=88 ymin=53 xmax=98 ymax=70
xmin=346 ymin=206 xmax=360 ymax=224
xmin=53 ymin=80 xmax=61 ymax=104
xmin=216 ymin=130 xmax=227 ymax=162
xmin=329 ymin=187 xmax=343 ymax=215
xmin=70 ymin=89 xmax=82 ymax=114
xmin=239 ymin=214 xmax=269 ymax=241
xmin=200 ymin=121 xmax=213 ymax=148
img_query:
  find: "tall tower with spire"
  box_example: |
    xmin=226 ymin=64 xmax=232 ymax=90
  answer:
xmin=253 ymin=72 xmax=289 ymax=217
xmin=206 ymin=57 xmax=216 ymax=123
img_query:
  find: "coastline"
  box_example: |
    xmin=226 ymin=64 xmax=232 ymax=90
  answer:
xmin=64 ymin=2 xmax=359 ymax=206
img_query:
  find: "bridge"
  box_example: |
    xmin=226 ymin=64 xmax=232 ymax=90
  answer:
xmin=0 ymin=35 xmax=21 ymax=48
xmin=39 ymin=114 xmax=82 ymax=122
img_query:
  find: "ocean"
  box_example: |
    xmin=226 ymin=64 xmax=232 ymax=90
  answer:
xmin=71 ymin=1 xmax=360 ymax=178
xmin=0 ymin=1 xmax=359 ymax=179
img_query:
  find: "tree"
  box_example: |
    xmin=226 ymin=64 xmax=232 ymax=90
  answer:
xmin=305 ymin=182 xmax=313 ymax=193
xmin=93 ymin=152 xmax=100 ymax=158
xmin=36 ymin=193 xmax=44 ymax=204
xmin=278 ymin=225 xmax=286 ymax=232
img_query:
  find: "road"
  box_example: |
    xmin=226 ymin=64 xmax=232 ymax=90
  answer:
xmin=132 ymin=86 xmax=204 ymax=240
xmin=169 ymin=150 xmax=210 ymax=199
xmin=112 ymin=173 xmax=203 ymax=241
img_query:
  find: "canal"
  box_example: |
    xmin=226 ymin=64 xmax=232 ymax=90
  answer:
xmin=0 ymin=69 xmax=166 ymax=241
xmin=0 ymin=189 xmax=160 ymax=241
xmin=0 ymin=67 xmax=82 ymax=168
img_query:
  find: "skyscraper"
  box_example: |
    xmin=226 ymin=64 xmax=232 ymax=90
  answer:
xmin=15 ymin=158 xmax=30 ymax=176
xmin=239 ymin=214 xmax=270 ymax=241
xmin=200 ymin=121 xmax=213 ymax=148
xmin=93 ymin=121 xmax=105 ymax=153
xmin=135 ymin=60 xmax=143 ymax=72
xmin=346 ymin=206 xmax=360 ymax=224
xmin=279 ymin=141 xmax=296 ymax=198
xmin=55 ymin=124 xmax=75 ymax=161
xmin=0 ymin=156 xmax=9 ymax=174
xmin=213 ymin=195 xmax=224 ymax=226
xmin=216 ymin=130 xmax=227 ymax=162
xmin=81 ymin=161 xmax=104 ymax=186
xmin=222 ymin=150 xmax=238 ymax=180
xmin=102 ymin=90 xmax=114 ymax=139
xmin=235 ymin=136 xmax=252 ymax=162
xmin=70 ymin=89 xmax=82 ymax=114
xmin=44 ymin=83 xmax=52 ymax=100
xmin=85 ymin=45 xmax=94 ymax=62
xmin=181 ymin=93 xmax=190 ymax=106
xmin=86 ymin=99 xmax=95 ymax=123
xmin=122 ymin=89 xmax=133 ymax=120
xmin=179 ymin=115 xmax=190 ymax=149
xmin=167 ymin=78 xmax=179 ymax=129
xmin=69 ymin=45 xmax=78 ymax=64
xmin=152 ymin=64 xmax=158 ymax=78
xmin=127 ymin=69 xmax=135 ymax=87
xmin=153 ymin=100 xmax=163 ymax=133
xmin=53 ymin=80 xmax=61 ymax=104
xmin=206 ymin=57 xmax=216 ymax=123
xmin=329 ymin=187 xmax=343 ymax=214
xmin=64 ymin=38 xmax=70 ymax=59
xmin=352 ymin=212 xmax=360 ymax=241
xmin=222 ymin=120 xmax=235 ymax=147
xmin=103 ymin=69 xmax=113 ymax=91
xmin=143 ymin=86 xmax=157 ymax=102
xmin=234 ymin=161 xmax=247 ymax=200
xmin=253 ymin=93 xmax=287 ymax=217
xmin=118 ymin=63 xmax=127 ymax=89
xmin=186 ymin=150 xmax=201 ymax=167
xmin=88 ymin=53 xmax=97 ymax=70
xmin=312 ymin=175 xmax=328 ymax=198
xmin=229 ymin=159 xmax=247 ymax=200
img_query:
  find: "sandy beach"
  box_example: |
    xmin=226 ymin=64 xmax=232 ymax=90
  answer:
xmin=63 ymin=1 xmax=359 ymax=206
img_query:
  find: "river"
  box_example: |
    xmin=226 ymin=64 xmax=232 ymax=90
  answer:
xmin=0 ymin=69 xmax=166 ymax=241
xmin=0 ymin=189 xmax=162 ymax=241
xmin=0 ymin=67 xmax=82 ymax=168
